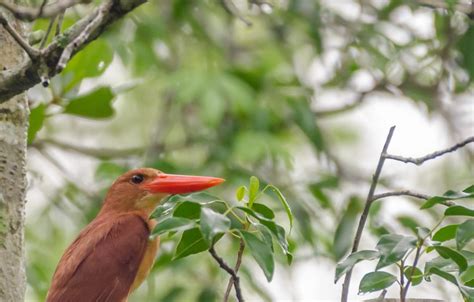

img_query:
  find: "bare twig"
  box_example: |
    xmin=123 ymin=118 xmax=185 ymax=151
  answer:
xmin=0 ymin=13 xmax=40 ymax=60
xmin=209 ymin=246 xmax=244 ymax=302
xmin=224 ymin=239 xmax=245 ymax=302
xmin=221 ymin=0 xmax=252 ymax=26
xmin=340 ymin=126 xmax=396 ymax=302
xmin=39 ymin=16 xmax=56 ymax=49
xmin=401 ymin=240 xmax=423 ymax=300
xmin=55 ymin=11 xmax=64 ymax=36
xmin=416 ymin=0 xmax=473 ymax=15
xmin=371 ymin=190 xmax=430 ymax=202
xmin=385 ymin=137 xmax=474 ymax=165
xmin=56 ymin=2 xmax=110 ymax=72
xmin=32 ymin=138 xmax=154 ymax=159
xmin=0 ymin=0 xmax=85 ymax=21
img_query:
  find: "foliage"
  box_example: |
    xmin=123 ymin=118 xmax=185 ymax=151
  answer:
xmin=149 ymin=176 xmax=293 ymax=284
xmin=24 ymin=0 xmax=474 ymax=300
xmin=336 ymin=184 xmax=474 ymax=300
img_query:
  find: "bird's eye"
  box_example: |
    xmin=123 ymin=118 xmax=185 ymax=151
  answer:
xmin=131 ymin=174 xmax=145 ymax=184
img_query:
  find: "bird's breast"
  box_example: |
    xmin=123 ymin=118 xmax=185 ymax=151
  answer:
xmin=130 ymin=219 xmax=160 ymax=292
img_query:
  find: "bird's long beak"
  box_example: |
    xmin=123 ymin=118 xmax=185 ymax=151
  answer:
xmin=143 ymin=173 xmax=225 ymax=195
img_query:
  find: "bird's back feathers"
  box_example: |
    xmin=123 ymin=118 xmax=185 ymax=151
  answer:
xmin=46 ymin=213 xmax=149 ymax=302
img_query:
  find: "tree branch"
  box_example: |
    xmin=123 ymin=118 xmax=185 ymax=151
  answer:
xmin=0 ymin=0 xmax=86 ymax=21
xmin=56 ymin=1 xmax=110 ymax=72
xmin=224 ymin=239 xmax=245 ymax=302
xmin=0 ymin=13 xmax=40 ymax=60
xmin=385 ymin=137 xmax=474 ymax=165
xmin=0 ymin=0 xmax=147 ymax=103
xmin=370 ymin=190 xmax=430 ymax=202
xmin=209 ymin=245 xmax=244 ymax=302
xmin=340 ymin=126 xmax=396 ymax=302
xmin=32 ymin=138 xmax=155 ymax=159
xmin=416 ymin=0 xmax=473 ymax=16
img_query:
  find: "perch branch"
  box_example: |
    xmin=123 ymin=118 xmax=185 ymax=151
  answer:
xmin=224 ymin=239 xmax=245 ymax=302
xmin=371 ymin=190 xmax=430 ymax=202
xmin=401 ymin=241 xmax=423 ymax=300
xmin=56 ymin=2 xmax=109 ymax=72
xmin=385 ymin=136 xmax=474 ymax=165
xmin=340 ymin=126 xmax=396 ymax=302
xmin=39 ymin=16 xmax=56 ymax=49
xmin=0 ymin=0 xmax=85 ymax=21
xmin=0 ymin=0 xmax=147 ymax=103
xmin=0 ymin=13 xmax=40 ymax=59
xmin=209 ymin=246 xmax=244 ymax=302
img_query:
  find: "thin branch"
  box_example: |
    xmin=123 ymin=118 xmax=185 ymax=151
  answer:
xmin=385 ymin=136 xmax=474 ymax=165
xmin=0 ymin=13 xmax=40 ymax=60
xmin=221 ymin=0 xmax=252 ymax=26
xmin=209 ymin=246 xmax=244 ymax=302
xmin=341 ymin=126 xmax=396 ymax=302
xmin=416 ymin=0 xmax=473 ymax=15
xmin=401 ymin=240 xmax=423 ymax=300
xmin=224 ymin=239 xmax=245 ymax=302
xmin=371 ymin=190 xmax=430 ymax=202
xmin=56 ymin=1 xmax=110 ymax=72
xmin=55 ymin=11 xmax=64 ymax=36
xmin=0 ymin=0 xmax=85 ymax=22
xmin=39 ymin=16 xmax=56 ymax=49
xmin=32 ymin=138 xmax=155 ymax=159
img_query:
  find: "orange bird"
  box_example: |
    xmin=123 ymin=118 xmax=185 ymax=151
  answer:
xmin=46 ymin=168 xmax=224 ymax=302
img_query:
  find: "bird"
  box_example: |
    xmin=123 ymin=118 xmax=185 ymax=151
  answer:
xmin=46 ymin=168 xmax=224 ymax=302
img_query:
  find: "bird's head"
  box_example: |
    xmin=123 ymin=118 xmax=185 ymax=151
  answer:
xmin=101 ymin=168 xmax=224 ymax=214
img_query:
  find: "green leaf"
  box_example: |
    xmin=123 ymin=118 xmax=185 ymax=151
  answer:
xmin=435 ymin=246 xmax=468 ymax=272
xmin=421 ymin=188 xmax=474 ymax=209
xmin=333 ymin=197 xmax=361 ymax=261
xmin=267 ymin=185 xmax=293 ymax=229
xmin=457 ymin=219 xmax=474 ymax=250
xmin=64 ymin=87 xmax=115 ymax=119
xmin=248 ymin=176 xmax=260 ymax=205
xmin=458 ymin=24 xmax=474 ymax=81
xmin=252 ymin=203 xmax=275 ymax=219
xmin=433 ymin=224 xmax=458 ymax=242
xmin=236 ymin=186 xmax=246 ymax=201
xmin=240 ymin=230 xmax=275 ymax=282
xmin=289 ymin=98 xmax=324 ymax=151
xmin=397 ymin=215 xmax=420 ymax=232
xmin=445 ymin=206 xmax=474 ymax=217
xmin=151 ymin=217 xmax=196 ymax=236
xmin=63 ymin=39 xmax=113 ymax=91
xmin=358 ymin=271 xmax=397 ymax=294
xmin=28 ymin=103 xmax=46 ymax=144
xmin=173 ymin=201 xmax=201 ymax=219
xmin=375 ymin=234 xmax=417 ymax=270
xmin=416 ymin=227 xmax=431 ymax=239
xmin=427 ymin=267 xmax=458 ymax=286
xmin=199 ymin=208 xmax=230 ymax=244
xmin=174 ymin=228 xmax=209 ymax=259
xmin=150 ymin=202 xmax=177 ymax=219
xmin=461 ymin=265 xmax=474 ymax=284
xmin=404 ymin=266 xmax=423 ymax=286
xmin=335 ymin=250 xmax=380 ymax=283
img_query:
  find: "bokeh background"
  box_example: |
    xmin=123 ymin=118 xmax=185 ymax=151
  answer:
xmin=25 ymin=0 xmax=473 ymax=301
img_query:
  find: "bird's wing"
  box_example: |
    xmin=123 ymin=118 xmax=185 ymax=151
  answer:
xmin=46 ymin=213 xmax=149 ymax=302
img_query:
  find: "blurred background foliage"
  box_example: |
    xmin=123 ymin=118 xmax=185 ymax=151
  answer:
xmin=24 ymin=0 xmax=473 ymax=300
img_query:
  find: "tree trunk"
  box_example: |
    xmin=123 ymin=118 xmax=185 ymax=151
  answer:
xmin=0 ymin=3 xmax=29 ymax=301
